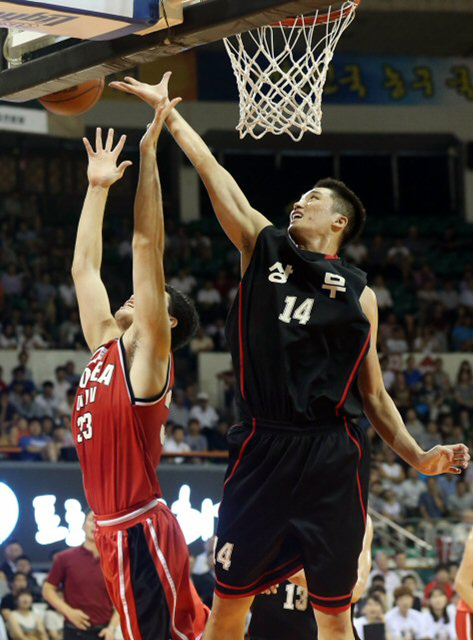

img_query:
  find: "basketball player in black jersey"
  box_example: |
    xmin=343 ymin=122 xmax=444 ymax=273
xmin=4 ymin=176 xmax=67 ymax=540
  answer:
xmin=111 ymin=74 xmax=470 ymax=640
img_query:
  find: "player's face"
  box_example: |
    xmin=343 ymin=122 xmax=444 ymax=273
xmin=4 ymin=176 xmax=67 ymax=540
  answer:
xmin=288 ymin=188 xmax=338 ymax=243
xmin=114 ymin=293 xmax=175 ymax=331
xmin=115 ymin=294 xmax=135 ymax=330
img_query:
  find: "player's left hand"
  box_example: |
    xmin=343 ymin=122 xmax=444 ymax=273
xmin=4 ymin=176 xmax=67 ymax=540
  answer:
xmin=98 ymin=627 xmax=115 ymax=640
xmin=417 ymin=443 xmax=470 ymax=475
xmin=139 ymin=96 xmax=182 ymax=151
xmin=83 ymin=128 xmax=132 ymax=188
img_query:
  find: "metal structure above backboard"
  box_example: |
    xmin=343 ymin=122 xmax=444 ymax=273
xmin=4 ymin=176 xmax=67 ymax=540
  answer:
xmin=0 ymin=0 xmax=335 ymax=101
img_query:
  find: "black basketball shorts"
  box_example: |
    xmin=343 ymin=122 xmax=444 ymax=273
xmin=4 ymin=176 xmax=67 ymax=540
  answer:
xmin=214 ymin=417 xmax=370 ymax=613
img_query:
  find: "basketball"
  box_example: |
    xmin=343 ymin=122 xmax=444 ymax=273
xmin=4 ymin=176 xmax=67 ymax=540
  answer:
xmin=38 ymin=78 xmax=104 ymax=116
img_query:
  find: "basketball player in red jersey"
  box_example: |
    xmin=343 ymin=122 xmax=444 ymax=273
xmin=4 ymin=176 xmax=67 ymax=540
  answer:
xmin=71 ymin=99 xmax=207 ymax=640
xmin=111 ymin=74 xmax=470 ymax=640
xmin=455 ymin=527 xmax=473 ymax=640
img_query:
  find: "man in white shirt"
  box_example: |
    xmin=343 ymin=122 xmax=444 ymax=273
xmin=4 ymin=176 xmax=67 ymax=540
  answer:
xmin=385 ymin=586 xmax=427 ymax=640
xmin=163 ymin=424 xmax=191 ymax=464
xmin=189 ymin=392 xmax=219 ymax=430
xmin=369 ymin=552 xmax=401 ymax=600
xmin=398 ymin=468 xmax=426 ymax=516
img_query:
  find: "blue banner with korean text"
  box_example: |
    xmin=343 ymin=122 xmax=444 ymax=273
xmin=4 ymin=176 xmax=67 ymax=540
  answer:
xmin=198 ymin=53 xmax=473 ymax=105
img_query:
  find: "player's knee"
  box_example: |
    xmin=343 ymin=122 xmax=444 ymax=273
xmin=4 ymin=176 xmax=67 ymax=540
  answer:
xmin=314 ymin=608 xmax=353 ymax=638
xmin=211 ymin=594 xmax=252 ymax=625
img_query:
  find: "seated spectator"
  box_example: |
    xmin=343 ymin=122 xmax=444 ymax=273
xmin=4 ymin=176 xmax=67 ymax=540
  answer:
xmin=344 ymin=238 xmax=368 ymax=267
xmin=436 ymin=473 xmax=458 ymax=504
xmin=53 ymin=367 xmax=71 ymax=405
xmin=424 ymin=564 xmax=454 ymax=603
xmin=169 ymin=268 xmax=196 ymax=295
xmin=460 ymin=273 xmax=473 ymax=309
xmin=419 ymin=478 xmax=447 ymax=522
xmin=447 ymin=480 xmax=473 ymax=518
xmin=168 ymin=389 xmax=190 ymax=428
xmin=34 ymin=381 xmax=59 ymax=419
xmin=15 ymin=391 xmax=43 ymax=420
xmin=353 ymin=594 xmax=387 ymax=640
xmin=413 ymin=325 xmax=442 ymax=354
xmin=380 ymin=449 xmax=405 ymax=488
xmin=206 ymin=318 xmax=227 ymax=351
xmin=454 ymin=368 xmax=473 ymax=415
xmin=381 ymin=489 xmax=403 ymax=522
xmin=57 ymin=387 xmax=76 ymax=419
xmin=398 ymin=468 xmax=425 ymax=518
xmin=189 ymin=327 xmax=214 ymax=355
xmin=163 ymin=424 xmax=190 ymax=464
xmin=8 ymin=590 xmax=48 ymax=640
xmin=189 ymin=392 xmax=219 ymax=431
xmin=46 ymin=424 xmax=76 ymax=463
xmin=0 ymin=323 xmax=18 ymax=349
xmin=403 ymin=357 xmax=422 ymax=391
xmin=438 ymin=279 xmax=460 ymax=313
xmin=64 ymin=361 xmax=80 ymax=386
xmin=369 ymin=552 xmax=401 ymax=598
xmin=385 ymin=586 xmax=426 ymax=640
xmin=422 ymin=587 xmax=456 ymax=640
xmin=432 ymin=357 xmax=451 ymax=392
xmin=451 ymin=310 xmax=473 ymax=351
xmin=0 ymin=572 xmax=28 ymax=620
xmin=185 ymin=419 xmax=207 ymax=454
xmin=404 ymin=408 xmax=424 ymax=441
xmin=59 ymin=310 xmax=81 ymax=349
xmin=19 ymin=420 xmax=51 ymax=462
xmin=400 ymin=575 xmax=423 ymax=611
xmin=416 ymin=421 xmax=441 ymax=452
xmin=9 ymin=367 xmax=35 ymax=395
xmin=416 ymin=373 xmax=445 ymax=421
xmin=18 ymin=323 xmax=49 ymax=350
xmin=371 ymin=275 xmax=394 ymax=315
xmin=206 ymin=419 xmax=229 ymax=454
xmin=386 ymin=326 xmax=408 ymax=354
xmin=0 ymin=541 xmax=23 ymax=582
xmin=14 ymin=557 xmax=41 ymax=601
xmin=391 ymin=373 xmax=412 ymax=412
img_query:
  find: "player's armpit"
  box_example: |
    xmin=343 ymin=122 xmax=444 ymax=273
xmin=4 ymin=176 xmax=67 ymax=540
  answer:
xmin=71 ymin=268 xmax=119 ymax=352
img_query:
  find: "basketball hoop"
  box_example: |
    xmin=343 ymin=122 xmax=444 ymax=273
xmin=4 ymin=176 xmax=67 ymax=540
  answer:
xmin=223 ymin=0 xmax=361 ymax=141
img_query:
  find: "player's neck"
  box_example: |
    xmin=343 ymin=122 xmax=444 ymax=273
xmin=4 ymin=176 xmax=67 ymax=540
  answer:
xmin=289 ymin=231 xmax=339 ymax=256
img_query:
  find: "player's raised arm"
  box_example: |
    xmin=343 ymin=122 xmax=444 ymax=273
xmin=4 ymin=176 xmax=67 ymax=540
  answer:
xmin=358 ymin=286 xmax=470 ymax=475
xmin=72 ymin=129 xmax=132 ymax=352
xmin=110 ymin=73 xmax=271 ymax=261
xmin=123 ymin=98 xmax=181 ymax=398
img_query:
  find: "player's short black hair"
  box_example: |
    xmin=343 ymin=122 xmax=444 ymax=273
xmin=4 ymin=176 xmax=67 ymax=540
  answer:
xmin=314 ymin=177 xmax=366 ymax=248
xmin=165 ymin=284 xmax=199 ymax=351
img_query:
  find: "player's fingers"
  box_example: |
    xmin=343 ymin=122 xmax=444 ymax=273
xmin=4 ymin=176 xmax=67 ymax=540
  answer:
xmin=95 ymin=127 xmax=103 ymax=151
xmin=448 ymin=466 xmax=462 ymax=474
xmin=82 ymin=137 xmax=94 ymax=156
xmin=124 ymin=76 xmax=141 ymax=85
xmin=162 ymin=97 xmax=182 ymax=119
xmin=113 ymin=133 xmax=127 ymax=157
xmin=161 ymin=71 xmax=172 ymax=89
xmin=109 ymin=81 xmax=137 ymax=95
xmin=105 ymin=128 xmax=114 ymax=151
xmin=117 ymin=160 xmax=133 ymax=176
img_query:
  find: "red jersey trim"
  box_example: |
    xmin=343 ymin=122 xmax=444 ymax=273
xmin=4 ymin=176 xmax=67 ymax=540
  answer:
xmin=238 ymin=282 xmax=245 ymax=400
xmin=344 ymin=417 xmax=367 ymax=524
xmin=335 ymin=327 xmax=371 ymax=416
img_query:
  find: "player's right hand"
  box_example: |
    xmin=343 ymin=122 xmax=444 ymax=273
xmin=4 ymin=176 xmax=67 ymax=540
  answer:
xmin=67 ymin=608 xmax=91 ymax=629
xmin=83 ymin=128 xmax=132 ymax=188
xmin=110 ymin=72 xmax=173 ymax=111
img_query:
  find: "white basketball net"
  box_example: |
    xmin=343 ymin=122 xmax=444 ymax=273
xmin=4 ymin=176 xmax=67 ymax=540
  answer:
xmin=223 ymin=1 xmax=359 ymax=141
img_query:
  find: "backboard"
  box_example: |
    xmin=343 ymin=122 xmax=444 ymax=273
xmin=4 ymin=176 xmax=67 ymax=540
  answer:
xmin=0 ymin=0 xmax=337 ymax=101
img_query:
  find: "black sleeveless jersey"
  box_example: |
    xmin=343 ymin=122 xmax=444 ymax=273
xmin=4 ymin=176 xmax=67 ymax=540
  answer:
xmin=249 ymin=582 xmax=316 ymax=640
xmin=226 ymin=226 xmax=371 ymax=424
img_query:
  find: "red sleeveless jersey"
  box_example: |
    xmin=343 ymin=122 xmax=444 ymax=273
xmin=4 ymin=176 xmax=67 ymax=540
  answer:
xmin=72 ymin=337 xmax=173 ymax=516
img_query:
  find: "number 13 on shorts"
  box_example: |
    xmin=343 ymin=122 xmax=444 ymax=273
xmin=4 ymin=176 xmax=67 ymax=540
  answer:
xmin=215 ymin=539 xmax=234 ymax=571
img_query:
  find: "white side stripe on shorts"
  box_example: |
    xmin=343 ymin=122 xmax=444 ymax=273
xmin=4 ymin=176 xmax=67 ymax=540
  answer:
xmin=467 ymin=613 xmax=472 ymax=640
xmin=146 ymin=518 xmax=190 ymax=640
xmin=117 ymin=530 xmax=135 ymax=640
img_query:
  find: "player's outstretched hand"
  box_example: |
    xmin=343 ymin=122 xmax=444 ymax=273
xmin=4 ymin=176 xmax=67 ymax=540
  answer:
xmin=140 ymin=96 xmax=182 ymax=151
xmin=83 ymin=128 xmax=132 ymax=188
xmin=417 ymin=443 xmax=470 ymax=475
xmin=261 ymin=584 xmax=279 ymax=595
xmin=110 ymin=72 xmax=173 ymax=110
